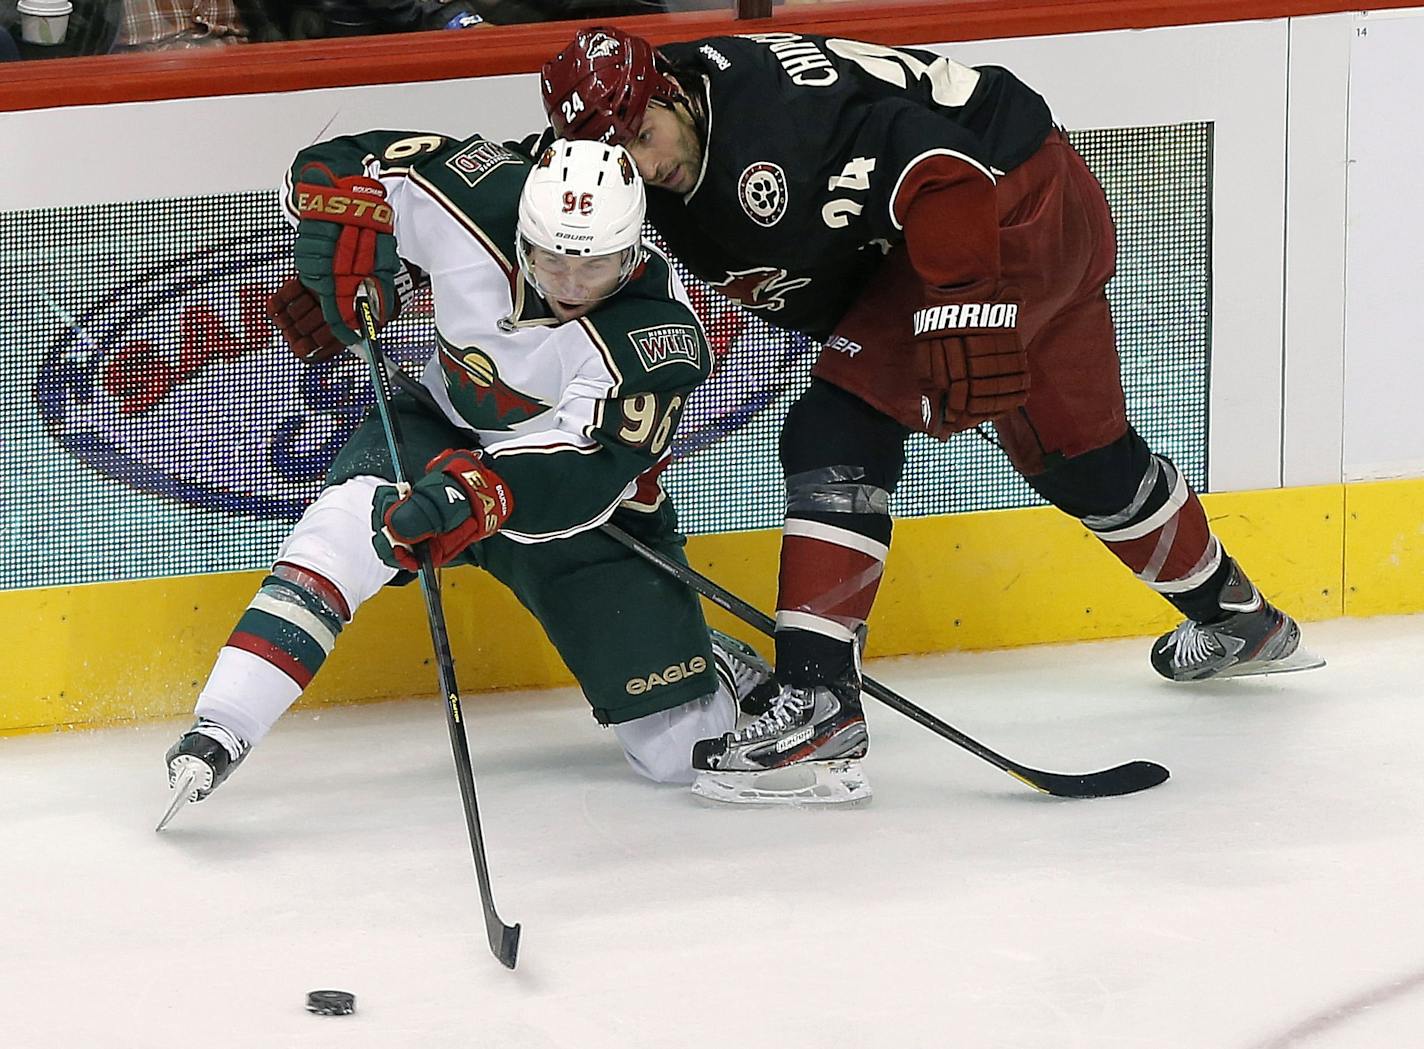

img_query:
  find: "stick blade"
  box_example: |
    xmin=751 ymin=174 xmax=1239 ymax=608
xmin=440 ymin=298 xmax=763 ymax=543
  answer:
xmin=489 ymin=920 xmax=521 ymax=969
xmin=1012 ymin=759 xmax=1170 ymax=799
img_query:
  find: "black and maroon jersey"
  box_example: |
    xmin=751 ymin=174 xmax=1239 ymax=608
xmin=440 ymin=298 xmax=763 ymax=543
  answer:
xmin=649 ymin=32 xmax=1054 ymax=339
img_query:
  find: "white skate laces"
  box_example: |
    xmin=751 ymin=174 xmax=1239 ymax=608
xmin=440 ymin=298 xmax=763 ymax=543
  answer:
xmin=1151 ymin=604 xmax=1324 ymax=682
xmin=1162 ymin=620 xmax=1226 ymax=670
xmin=728 ymin=688 xmax=814 ymax=743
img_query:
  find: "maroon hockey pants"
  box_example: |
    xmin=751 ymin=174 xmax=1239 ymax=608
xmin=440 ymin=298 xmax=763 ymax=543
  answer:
xmin=805 ymin=130 xmax=1220 ymax=613
xmin=813 ymin=128 xmax=1125 ymax=473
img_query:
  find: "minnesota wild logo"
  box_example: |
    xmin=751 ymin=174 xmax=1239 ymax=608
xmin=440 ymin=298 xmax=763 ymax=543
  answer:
xmin=438 ymin=334 xmax=548 ymax=430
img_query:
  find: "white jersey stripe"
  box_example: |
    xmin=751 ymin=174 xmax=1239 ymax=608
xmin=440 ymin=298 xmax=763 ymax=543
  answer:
xmin=406 ymin=168 xmax=514 ymax=273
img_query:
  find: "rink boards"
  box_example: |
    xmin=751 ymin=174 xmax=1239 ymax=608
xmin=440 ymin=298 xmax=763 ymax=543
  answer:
xmin=5 ymin=476 xmax=1421 ymax=734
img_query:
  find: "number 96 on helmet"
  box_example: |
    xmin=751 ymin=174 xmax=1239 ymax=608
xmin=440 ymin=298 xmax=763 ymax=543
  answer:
xmin=517 ymin=138 xmax=647 ymax=321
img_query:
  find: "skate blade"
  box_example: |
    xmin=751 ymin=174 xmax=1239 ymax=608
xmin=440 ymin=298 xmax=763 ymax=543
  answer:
xmin=155 ymin=762 xmax=206 ymax=832
xmin=691 ymin=759 xmax=872 ymax=806
xmin=1212 ymin=645 xmax=1326 ymax=680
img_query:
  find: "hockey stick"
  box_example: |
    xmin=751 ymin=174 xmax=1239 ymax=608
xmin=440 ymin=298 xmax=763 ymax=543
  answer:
xmin=599 ymin=523 xmax=1170 ymax=799
xmin=353 ymin=287 xmax=521 ymax=969
xmin=351 ymin=351 xmax=1167 ymax=799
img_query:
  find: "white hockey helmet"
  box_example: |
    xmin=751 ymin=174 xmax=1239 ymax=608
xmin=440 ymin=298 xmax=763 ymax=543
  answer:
xmin=517 ymin=138 xmax=647 ymax=307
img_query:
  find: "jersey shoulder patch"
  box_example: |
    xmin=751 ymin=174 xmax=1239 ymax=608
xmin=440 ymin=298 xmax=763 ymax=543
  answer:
xmin=403 ymin=135 xmax=531 ymax=252
xmin=624 ymin=319 xmax=706 ymax=375
xmin=438 ymin=137 xmax=528 ymax=189
xmin=582 ymin=256 xmax=712 ymax=394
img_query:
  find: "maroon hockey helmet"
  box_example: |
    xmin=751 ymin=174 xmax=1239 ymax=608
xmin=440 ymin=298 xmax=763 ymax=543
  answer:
xmin=541 ymin=26 xmax=682 ymax=146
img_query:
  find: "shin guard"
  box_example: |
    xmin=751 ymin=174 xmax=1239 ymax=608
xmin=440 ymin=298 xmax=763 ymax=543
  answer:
xmin=196 ymin=563 xmax=354 ymax=744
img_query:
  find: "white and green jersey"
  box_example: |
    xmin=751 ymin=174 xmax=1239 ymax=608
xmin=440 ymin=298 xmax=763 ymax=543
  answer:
xmin=282 ymin=130 xmax=712 ymax=544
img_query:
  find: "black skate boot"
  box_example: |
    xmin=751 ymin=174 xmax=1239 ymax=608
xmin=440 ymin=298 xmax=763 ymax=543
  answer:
xmin=1151 ymin=562 xmax=1324 ymax=682
xmin=709 ymin=629 xmax=779 ymax=716
xmin=155 ymin=719 xmax=250 ymax=830
xmin=690 ymin=668 xmax=870 ymax=805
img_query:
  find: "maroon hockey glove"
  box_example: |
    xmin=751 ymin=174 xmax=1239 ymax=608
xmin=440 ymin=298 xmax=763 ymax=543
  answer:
xmin=292 ymin=162 xmax=399 ymax=345
xmin=912 ymin=293 xmax=1030 ymax=438
xmin=371 ymin=449 xmax=515 ymax=571
xmin=267 ymin=276 xmax=344 ymax=363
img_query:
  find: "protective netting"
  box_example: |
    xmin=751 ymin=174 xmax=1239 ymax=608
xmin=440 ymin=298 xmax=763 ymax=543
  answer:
xmin=0 ymin=122 xmax=1209 ymax=590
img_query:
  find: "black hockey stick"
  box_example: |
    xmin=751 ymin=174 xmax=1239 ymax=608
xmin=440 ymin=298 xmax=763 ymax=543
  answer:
xmin=600 ymin=523 xmax=1170 ymax=799
xmin=354 ymin=287 xmax=521 ymax=969
xmin=351 ymin=351 xmax=1166 ymax=799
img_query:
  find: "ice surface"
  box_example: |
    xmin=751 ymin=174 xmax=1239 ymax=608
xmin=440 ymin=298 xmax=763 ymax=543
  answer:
xmin=5 ymin=615 xmax=1423 ymax=1049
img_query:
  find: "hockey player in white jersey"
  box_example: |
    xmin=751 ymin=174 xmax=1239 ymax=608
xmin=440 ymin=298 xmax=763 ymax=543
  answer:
xmin=160 ymin=135 xmax=782 ymax=819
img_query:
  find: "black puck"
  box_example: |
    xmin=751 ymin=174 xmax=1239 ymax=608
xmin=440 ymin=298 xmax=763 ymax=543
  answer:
xmin=306 ymin=989 xmax=356 ymax=1016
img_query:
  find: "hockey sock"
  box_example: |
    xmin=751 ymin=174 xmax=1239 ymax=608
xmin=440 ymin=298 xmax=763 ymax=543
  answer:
xmin=223 ymin=562 xmax=350 ymax=689
xmin=1081 ymin=454 xmax=1226 ymax=618
xmin=613 ymin=689 xmax=737 ymax=785
xmin=774 ymin=467 xmax=890 ymax=685
xmin=195 ymin=563 xmax=351 ymax=744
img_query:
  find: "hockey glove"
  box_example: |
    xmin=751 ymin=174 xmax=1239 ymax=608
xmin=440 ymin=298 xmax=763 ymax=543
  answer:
xmin=267 ymin=276 xmax=344 ymax=363
xmin=912 ymin=292 xmax=1030 ymax=438
xmin=371 ymin=449 xmax=514 ymax=571
xmin=292 ymin=162 xmax=399 ymax=346
xmin=268 ymin=267 xmax=422 ymax=364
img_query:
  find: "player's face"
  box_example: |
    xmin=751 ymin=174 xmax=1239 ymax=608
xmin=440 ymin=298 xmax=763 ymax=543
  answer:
xmin=527 ymin=246 xmax=627 ymax=322
xmin=627 ymin=102 xmax=702 ymax=195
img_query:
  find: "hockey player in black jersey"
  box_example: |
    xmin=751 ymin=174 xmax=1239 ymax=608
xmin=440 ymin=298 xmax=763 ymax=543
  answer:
xmin=542 ymin=27 xmax=1322 ymax=804
xmin=159 ymin=136 xmax=782 ymax=824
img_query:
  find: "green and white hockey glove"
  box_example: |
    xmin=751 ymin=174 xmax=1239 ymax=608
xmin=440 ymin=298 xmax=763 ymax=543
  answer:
xmin=292 ymin=162 xmax=399 ymax=346
xmin=372 ymin=449 xmax=515 ymax=571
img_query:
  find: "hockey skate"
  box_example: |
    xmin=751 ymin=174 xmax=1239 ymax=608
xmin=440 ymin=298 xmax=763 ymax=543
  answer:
xmin=155 ymin=719 xmax=251 ymax=831
xmin=709 ymin=629 xmax=779 ymax=716
xmin=690 ymin=670 xmax=871 ymax=805
xmin=1151 ymin=565 xmax=1324 ymax=682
